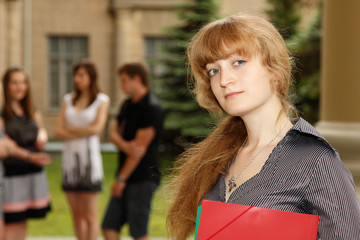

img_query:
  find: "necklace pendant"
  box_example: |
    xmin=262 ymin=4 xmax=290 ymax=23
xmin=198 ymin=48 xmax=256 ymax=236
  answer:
xmin=228 ymin=178 xmax=237 ymax=192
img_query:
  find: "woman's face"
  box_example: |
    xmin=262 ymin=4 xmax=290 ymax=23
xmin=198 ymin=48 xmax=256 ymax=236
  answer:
xmin=206 ymin=54 xmax=278 ymax=117
xmin=74 ymin=67 xmax=91 ymax=92
xmin=8 ymin=71 xmax=28 ymax=101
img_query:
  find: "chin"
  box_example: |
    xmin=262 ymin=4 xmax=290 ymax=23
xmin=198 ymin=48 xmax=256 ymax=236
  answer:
xmin=226 ymin=109 xmax=250 ymax=118
xmin=12 ymin=95 xmax=26 ymax=101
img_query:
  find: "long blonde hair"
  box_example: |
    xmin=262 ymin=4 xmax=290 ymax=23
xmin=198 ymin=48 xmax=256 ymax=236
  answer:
xmin=167 ymin=14 xmax=294 ymax=240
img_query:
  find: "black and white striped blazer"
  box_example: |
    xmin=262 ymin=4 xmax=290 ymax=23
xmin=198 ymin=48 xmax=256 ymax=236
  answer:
xmin=204 ymin=118 xmax=360 ymax=239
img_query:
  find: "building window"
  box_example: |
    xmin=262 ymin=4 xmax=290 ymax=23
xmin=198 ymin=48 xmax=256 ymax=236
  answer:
xmin=48 ymin=36 xmax=88 ymax=109
xmin=145 ymin=37 xmax=174 ymax=94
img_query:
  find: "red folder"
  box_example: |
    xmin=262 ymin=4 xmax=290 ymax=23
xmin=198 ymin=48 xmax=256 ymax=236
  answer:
xmin=196 ymin=200 xmax=319 ymax=240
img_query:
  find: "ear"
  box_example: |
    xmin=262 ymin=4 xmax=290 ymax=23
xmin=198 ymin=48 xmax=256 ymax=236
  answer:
xmin=133 ymin=74 xmax=146 ymax=87
xmin=268 ymin=71 xmax=279 ymax=92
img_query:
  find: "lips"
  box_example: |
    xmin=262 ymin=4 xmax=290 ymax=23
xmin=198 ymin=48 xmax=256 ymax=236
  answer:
xmin=225 ymin=91 xmax=243 ymax=99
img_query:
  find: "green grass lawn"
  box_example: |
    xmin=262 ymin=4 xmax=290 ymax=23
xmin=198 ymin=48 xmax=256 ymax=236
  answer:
xmin=27 ymin=152 xmax=171 ymax=237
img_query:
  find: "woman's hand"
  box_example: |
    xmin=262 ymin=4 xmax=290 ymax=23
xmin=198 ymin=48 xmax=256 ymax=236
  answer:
xmin=36 ymin=129 xmax=48 ymax=150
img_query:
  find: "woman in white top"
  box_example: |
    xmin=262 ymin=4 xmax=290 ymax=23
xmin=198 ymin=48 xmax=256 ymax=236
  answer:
xmin=55 ymin=60 xmax=110 ymax=240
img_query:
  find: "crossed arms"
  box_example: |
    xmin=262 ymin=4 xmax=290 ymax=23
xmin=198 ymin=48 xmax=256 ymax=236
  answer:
xmin=110 ymin=121 xmax=156 ymax=197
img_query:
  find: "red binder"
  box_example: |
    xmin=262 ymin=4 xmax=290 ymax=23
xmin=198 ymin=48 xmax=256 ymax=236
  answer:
xmin=196 ymin=200 xmax=319 ymax=240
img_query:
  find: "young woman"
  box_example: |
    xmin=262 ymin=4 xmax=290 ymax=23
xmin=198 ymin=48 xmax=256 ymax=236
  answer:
xmin=54 ymin=60 xmax=110 ymax=240
xmin=167 ymin=14 xmax=360 ymax=239
xmin=1 ymin=67 xmax=51 ymax=240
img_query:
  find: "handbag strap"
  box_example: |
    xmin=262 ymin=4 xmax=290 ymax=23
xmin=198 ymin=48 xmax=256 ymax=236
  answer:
xmin=206 ymin=205 xmax=255 ymax=240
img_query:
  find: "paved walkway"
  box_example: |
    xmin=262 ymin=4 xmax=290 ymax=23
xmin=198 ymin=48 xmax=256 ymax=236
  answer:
xmin=45 ymin=141 xmax=117 ymax=153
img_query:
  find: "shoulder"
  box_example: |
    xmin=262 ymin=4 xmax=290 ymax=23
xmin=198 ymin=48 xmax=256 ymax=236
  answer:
xmin=120 ymin=98 xmax=132 ymax=110
xmin=97 ymin=93 xmax=110 ymax=103
xmin=272 ymin=121 xmax=348 ymax=193
xmin=277 ymin=118 xmax=339 ymax=173
xmin=289 ymin=117 xmax=335 ymax=154
xmin=148 ymin=93 xmax=161 ymax=106
xmin=116 ymin=98 xmax=131 ymax=117
xmin=63 ymin=93 xmax=73 ymax=103
xmin=146 ymin=93 xmax=163 ymax=112
xmin=143 ymin=95 xmax=164 ymax=120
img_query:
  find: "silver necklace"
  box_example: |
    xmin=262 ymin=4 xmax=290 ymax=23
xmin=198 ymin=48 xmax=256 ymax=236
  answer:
xmin=228 ymin=120 xmax=288 ymax=192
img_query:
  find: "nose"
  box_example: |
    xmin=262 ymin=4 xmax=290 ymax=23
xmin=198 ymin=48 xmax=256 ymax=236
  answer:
xmin=219 ymin=65 xmax=235 ymax=87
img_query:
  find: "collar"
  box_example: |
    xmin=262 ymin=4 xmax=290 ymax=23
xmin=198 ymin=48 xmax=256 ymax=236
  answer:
xmin=290 ymin=117 xmax=330 ymax=146
xmin=131 ymin=91 xmax=150 ymax=107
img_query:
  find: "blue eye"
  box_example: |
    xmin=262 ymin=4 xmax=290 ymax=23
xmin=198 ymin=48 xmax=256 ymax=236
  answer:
xmin=234 ymin=60 xmax=246 ymax=66
xmin=208 ymin=69 xmax=219 ymax=77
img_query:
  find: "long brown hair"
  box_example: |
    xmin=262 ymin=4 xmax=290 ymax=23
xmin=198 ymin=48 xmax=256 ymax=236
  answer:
xmin=167 ymin=14 xmax=294 ymax=239
xmin=2 ymin=67 xmax=35 ymax=120
xmin=72 ymin=60 xmax=100 ymax=106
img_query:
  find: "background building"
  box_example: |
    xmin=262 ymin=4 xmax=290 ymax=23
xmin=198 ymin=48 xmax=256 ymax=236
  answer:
xmin=0 ymin=0 xmax=268 ymax=138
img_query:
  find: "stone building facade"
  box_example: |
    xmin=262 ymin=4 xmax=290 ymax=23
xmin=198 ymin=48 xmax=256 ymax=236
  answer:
xmin=0 ymin=0 xmax=268 ymax=136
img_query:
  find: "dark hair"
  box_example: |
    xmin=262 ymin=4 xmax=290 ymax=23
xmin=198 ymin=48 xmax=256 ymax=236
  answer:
xmin=118 ymin=62 xmax=150 ymax=88
xmin=2 ymin=66 xmax=35 ymax=120
xmin=72 ymin=59 xmax=100 ymax=106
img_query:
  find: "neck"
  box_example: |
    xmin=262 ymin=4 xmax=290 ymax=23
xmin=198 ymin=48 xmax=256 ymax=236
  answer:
xmin=131 ymin=85 xmax=148 ymax=103
xmin=10 ymin=100 xmax=24 ymax=115
xmin=78 ymin=88 xmax=90 ymax=98
xmin=241 ymin=102 xmax=291 ymax=148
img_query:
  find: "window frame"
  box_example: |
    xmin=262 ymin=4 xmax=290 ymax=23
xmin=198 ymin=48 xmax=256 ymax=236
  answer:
xmin=144 ymin=36 xmax=175 ymax=94
xmin=47 ymin=36 xmax=89 ymax=111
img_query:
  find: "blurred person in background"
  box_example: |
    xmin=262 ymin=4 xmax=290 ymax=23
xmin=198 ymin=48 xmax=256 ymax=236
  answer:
xmin=1 ymin=67 xmax=51 ymax=240
xmin=54 ymin=60 xmax=110 ymax=240
xmin=101 ymin=62 xmax=164 ymax=240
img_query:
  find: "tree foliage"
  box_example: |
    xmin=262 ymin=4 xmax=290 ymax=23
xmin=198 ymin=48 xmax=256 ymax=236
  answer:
xmin=154 ymin=0 xmax=218 ymax=145
xmin=265 ymin=0 xmax=301 ymax=39
xmin=287 ymin=6 xmax=322 ymax=123
xmin=266 ymin=0 xmax=322 ymax=123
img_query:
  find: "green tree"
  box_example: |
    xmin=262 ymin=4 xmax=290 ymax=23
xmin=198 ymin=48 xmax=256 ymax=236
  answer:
xmin=265 ymin=0 xmax=301 ymax=39
xmin=265 ymin=0 xmax=322 ymax=123
xmin=287 ymin=5 xmax=322 ymax=123
xmin=154 ymin=0 xmax=218 ymax=147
